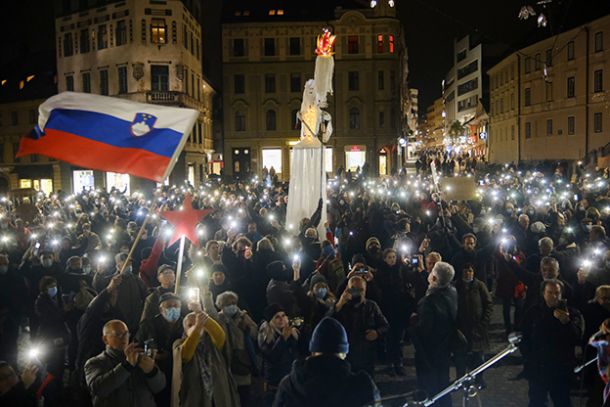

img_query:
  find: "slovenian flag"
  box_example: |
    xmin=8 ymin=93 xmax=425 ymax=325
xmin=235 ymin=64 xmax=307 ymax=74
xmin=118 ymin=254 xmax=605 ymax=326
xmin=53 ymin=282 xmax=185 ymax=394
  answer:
xmin=16 ymin=92 xmax=199 ymax=182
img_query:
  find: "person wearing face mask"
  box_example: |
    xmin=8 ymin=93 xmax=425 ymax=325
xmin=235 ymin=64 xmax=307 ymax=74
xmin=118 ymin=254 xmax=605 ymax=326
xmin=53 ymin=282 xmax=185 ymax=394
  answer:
xmin=364 ymin=237 xmax=383 ymax=270
xmin=0 ymin=253 xmax=28 ymax=367
xmin=172 ymin=310 xmax=239 ymax=407
xmin=291 ymin=267 xmax=337 ymax=341
xmin=136 ymin=293 xmax=183 ymax=406
xmin=85 ymin=319 xmax=165 ymax=407
xmin=330 ymin=275 xmax=389 ymax=377
xmin=216 ymin=291 xmax=258 ymax=407
xmin=141 ymin=265 xmax=177 ymax=323
xmin=34 ymin=276 xmax=70 ymax=405
xmin=77 ymin=222 xmax=101 ymax=257
xmin=113 ymin=252 xmax=148 ymax=335
xmin=454 ymin=264 xmax=493 ymax=384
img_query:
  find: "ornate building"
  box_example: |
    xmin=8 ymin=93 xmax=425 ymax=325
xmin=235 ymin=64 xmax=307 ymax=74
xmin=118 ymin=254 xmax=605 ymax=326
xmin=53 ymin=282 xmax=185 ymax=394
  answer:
xmin=221 ymin=1 xmax=404 ymax=179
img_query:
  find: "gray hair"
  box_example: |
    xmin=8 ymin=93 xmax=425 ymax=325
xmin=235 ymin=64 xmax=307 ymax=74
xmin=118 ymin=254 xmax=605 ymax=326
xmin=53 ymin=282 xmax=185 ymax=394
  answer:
xmin=216 ymin=291 xmax=239 ymax=308
xmin=538 ymin=237 xmax=554 ymax=253
xmin=257 ymin=237 xmax=275 ymax=252
xmin=431 ymin=261 xmax=455 ymax=287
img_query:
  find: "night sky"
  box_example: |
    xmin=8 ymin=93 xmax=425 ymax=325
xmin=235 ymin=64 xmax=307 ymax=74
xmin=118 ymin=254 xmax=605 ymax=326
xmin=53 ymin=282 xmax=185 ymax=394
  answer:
xmin=1 ymin=0 xmax=609 ymax=113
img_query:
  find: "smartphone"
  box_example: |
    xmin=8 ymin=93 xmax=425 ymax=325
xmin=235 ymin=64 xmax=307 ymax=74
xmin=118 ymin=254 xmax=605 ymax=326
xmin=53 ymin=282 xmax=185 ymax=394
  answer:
xmin=411 ymin=256 xmax=420 ymax=266
xmin=557 ymin=299 xmax=568 ymax=312
xmin=35 ymin=242 xmax=41 ymax=249
xmin=356 ymin=267 xmax=368 ymax=274
xmin=143 ymin=338 xmax=155 ymax=357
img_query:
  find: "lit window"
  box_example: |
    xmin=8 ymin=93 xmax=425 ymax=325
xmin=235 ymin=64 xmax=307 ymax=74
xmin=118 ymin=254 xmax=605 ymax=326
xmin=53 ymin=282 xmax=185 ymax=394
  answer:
xmin=151 ymin=18 xmax=167 ymax=44
xmin=377 ymin=35 xmax=384 ymax=53
xmin=268 ymin=9 xmax=276 ymax=16
xmin=277 ymin=9 xmax=284 ymax=15
xmin=389 ymin=35 xmax=395 ymax=53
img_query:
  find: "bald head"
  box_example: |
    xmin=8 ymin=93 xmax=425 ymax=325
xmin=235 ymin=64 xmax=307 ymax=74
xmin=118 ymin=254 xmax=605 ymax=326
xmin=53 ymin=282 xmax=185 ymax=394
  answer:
xmin=102 ymin=320 xmax=129 ymax=351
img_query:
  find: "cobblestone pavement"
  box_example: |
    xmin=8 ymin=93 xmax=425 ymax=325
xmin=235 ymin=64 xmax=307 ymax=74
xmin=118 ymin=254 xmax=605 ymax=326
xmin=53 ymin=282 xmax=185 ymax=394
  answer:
xmin=374 ymin=303 xmax=590 ymax=407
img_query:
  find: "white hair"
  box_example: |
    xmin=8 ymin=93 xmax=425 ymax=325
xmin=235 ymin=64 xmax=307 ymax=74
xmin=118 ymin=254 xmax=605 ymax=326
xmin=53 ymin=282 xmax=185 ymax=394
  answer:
xmin=215 ymin=291 xmax=239 ymax=308
xmin=432 ymin=261 xmax=455 ymax=287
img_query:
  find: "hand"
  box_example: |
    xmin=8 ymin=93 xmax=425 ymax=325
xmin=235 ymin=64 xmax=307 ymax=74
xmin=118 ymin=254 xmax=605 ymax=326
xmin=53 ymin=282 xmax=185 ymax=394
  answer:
xmin=576 ymin=268 xmax=587 ymax=285
xmin=244 ymin=247 xmax=253 ymax=260
xmin=20 ymin=364 xmax=39 ymax=389
xmin=107 ymin=275 xmax=123 ymax=293
xmin=188 ymin=301 xmax=202 ymax=312
xmin=195 ymin=311 xmax=209 ymax=331
xmin=292 ymin=264 xmax=301 ymax=282
xmin=553 ymin=309 xmax=570 ymax=325
xmin=365 ymin=330 xmax=379 ymax=342
xmin=124 ymin=342 xmax=139 ymax=366
xmin=337 ymin=289 xmax=352 ymax=308
xmin=600 ymin=321 xmax=610 ymax=335
xmin=281 ymin=325 xmax=292 ymax=340
xmin=138 ymin=351 xmax=156 ymax=374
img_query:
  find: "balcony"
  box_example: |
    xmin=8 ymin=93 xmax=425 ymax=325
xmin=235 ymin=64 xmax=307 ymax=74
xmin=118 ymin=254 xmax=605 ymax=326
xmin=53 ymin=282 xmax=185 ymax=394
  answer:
xmin=146 ymin=91 xmax=207 ymax=113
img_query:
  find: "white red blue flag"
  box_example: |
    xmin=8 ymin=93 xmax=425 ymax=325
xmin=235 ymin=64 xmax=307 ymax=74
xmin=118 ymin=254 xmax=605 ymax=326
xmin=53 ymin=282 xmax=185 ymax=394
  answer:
xmin=17 ymin=92 xmax=199 ymax=182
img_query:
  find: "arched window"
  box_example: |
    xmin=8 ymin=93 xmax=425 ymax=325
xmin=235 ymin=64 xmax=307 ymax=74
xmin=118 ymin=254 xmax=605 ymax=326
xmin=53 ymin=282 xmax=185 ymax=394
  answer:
xmin=266 ymin=109 xmax=277 ymax=131
xmin=349 ymin=107 xmax=360 ymax=129
xmin=235 ymin=111 xmax=246 ymax=131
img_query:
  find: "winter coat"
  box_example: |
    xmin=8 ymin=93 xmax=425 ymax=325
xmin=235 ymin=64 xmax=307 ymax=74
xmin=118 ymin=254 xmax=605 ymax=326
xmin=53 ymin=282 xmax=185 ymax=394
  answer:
xmin=266 ymin=279 xmax=297 ymax=317
xmin=375 ymin=262 xmax=414 ymax=322
xmin=455 ymin=278 xmax=493 ymax=352
xmin=273 ymin=354 xmax=380 ymax=407
xmin=85 ymin=348 xmax=165 ymax=407
xmin=520 ymin=302 xmax=583 ymax=381
xmin=114 ymin=271 xmax=148 ymax=335
xmin=258 ymin=322 xmax=300 ymax=386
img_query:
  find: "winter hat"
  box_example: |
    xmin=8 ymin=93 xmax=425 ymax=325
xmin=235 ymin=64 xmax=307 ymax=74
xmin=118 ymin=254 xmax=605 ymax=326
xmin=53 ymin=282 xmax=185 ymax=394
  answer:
xmin=309 ymin=273 xmax=328 ymax=289
xmin=264 ymin=303 xmax=285 ymax=322
xmin=158 ymin=292 xmax=181 ymax=305
xmin=157 ymin=264 xmax=174 ymax=275
xmin=309 ymin=317 xmax=349 ymax=355
xmin=266 ymin=260 xmax=290 ymax=281
xmin=365 ymin=237 xmax=381 ymax=250
xmin=351 ymin=254 xmax=367 ymax=267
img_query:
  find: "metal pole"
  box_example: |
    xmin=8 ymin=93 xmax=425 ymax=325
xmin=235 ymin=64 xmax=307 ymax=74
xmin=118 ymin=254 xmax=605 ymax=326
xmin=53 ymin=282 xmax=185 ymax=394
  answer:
xmin=174 ymin=235 xmax=186 ymax=294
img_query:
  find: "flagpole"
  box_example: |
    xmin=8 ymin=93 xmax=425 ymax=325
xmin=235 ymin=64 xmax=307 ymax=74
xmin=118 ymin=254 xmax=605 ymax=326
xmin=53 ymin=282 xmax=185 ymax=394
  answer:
xmin=174 ymin=235 xmax=186 ymax=294
xmin=119 ymin=208 xmax=153 ymax=274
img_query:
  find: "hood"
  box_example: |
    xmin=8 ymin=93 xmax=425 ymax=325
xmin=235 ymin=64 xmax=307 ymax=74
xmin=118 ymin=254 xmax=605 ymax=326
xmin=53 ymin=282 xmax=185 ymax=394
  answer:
xmin=286 ymin=355 xmax=352 ymax=402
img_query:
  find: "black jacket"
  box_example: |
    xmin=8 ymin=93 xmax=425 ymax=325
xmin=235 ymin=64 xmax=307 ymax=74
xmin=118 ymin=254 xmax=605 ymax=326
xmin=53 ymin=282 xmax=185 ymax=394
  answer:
xmin=273 ymin=354 xmax=380 ymax=407
xmin=520 ymin=302 xmax=583 ymax=380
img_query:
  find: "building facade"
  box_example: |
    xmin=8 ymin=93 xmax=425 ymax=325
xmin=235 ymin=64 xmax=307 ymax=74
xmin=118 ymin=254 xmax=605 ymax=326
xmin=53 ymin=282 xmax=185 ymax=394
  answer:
xmin=221 ymin=3 xmax=404 ymax=180
xmin=423 ymin=96 xmax=445 ymax=148
xmin=0 ymin=0 xmax=214 ymax=194
xmin=488 ymin=14 xmax=610 ymax=163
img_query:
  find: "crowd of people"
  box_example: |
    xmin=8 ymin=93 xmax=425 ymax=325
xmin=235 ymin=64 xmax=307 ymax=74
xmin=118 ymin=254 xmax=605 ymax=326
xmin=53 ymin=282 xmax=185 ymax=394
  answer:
xmin=0 ymin=155 xmax=609 ymax=407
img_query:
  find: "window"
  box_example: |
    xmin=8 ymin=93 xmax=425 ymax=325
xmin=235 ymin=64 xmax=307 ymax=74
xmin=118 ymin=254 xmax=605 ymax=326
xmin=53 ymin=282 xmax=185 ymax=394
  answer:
xmin=377 ymin=34 xmax=384 ymax=53
xmin=457 ymin=60 xmax=478 ymax=80
xmin=263 ymin=38 xmax=276 ymax=56
xmin=456 ymin=49 xmax=467 ymax=62
xmin=567 ymin=116 xmax=575 ymax=135
xmin=349 ymin=107 xmax=360 ymax=129
xmin=510 ymin=93 xmax=515 ymax=110
xmin=233 ymin=38 xmax=245 ymax=57
xmin=234 ymin=74 xmax=245 ymax=94
xmin=183 ymin=24 xmax=188 ymax=49
xmin=535 ymin=53 xmax=541 ymax=70
xmin=118 ymin=66 xmax=127 ymax=94
xmin=546 ymin=119 xmax=553 ymax=136
xmin=11 ymin=111 xmax=18 ymax=126
xmin=290 ymin=73 xmax=300 ymax=93
xmin=545 ymin=48 xmax=553 ymax=66
xmin=457 ymin=78 xmax=478 ymax=96
xmin=594 ymin=69 xmax=603 ymax=93
xmin=595 ymin=31 xmax=603 ymax=52
xmin=82 ymin=72 xmax=91 ymax=93
xmin=567 ymin=41 xmax=574 ymax=60
xmin=378 ymin=111 xmax=385 ymax=128
xmin=99 ymin=69 xmax=108 ymax=95
xmin=262 ymin=149 xmax=282 ymax=174
xmin=265 ymin=109 xmax=276 ymax=131
xmin=116 ymin=20 xmax=127 ymax=46
xmin=524 ymin=87 xmax=531 ymax=106
xmin=151 ymin=18 xmax=167 ymax=44
xmin=63 ymin=33 xmax=73 ymax=56
xmin=348 ymin=71 xmax=359 ymax=91
xmin=567 ymin=76 xmax=575 ymax=98
xmin=389 ymin=34 xmax=394 ymax=53
xmin=150 ymin=65 xmax=169 ymax=91
xmin=594 ymin=112 xmax=603 ymax=133
xmin=289 ymin=37 xmax=300 ymax=55
xmin=97 ymin=25 xmax=108 ymax=49
xmin=235 ymin=111 xmax=246 ymax=131
xmin=66 ymin=75 xmax=74 ymax=91
xmin=264 ymin=74 xmax=276 ymax=93
xmin=525 ymin=57 xmax=531 ymax=73
xmin=545 ymin=82 xmax=553 ymax=101
xmin=347 ymin=35 xmax=359 ymax=54
xmin=377 ymin=71 xmax=384 ymax=90
xmin=79 ymin=29 xmax=90 ymax=53
xmin=525 ymin=122 xmax=532 ymax=138
xmin=511 ymin=125 xmax=515 ymax=140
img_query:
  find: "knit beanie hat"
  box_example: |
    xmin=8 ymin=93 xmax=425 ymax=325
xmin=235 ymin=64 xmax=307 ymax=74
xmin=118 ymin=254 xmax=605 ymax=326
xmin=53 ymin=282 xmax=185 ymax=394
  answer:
xmin=264 ymin=303 xmax=285 ymax=322
xmin=158 ymin=292 xmax=181 ymax=305
xmin=266 ymin=260 xmax=290 ymax=281
xmin=309 ymin=273 xmax=328 ymax=290
xmin=309 ymin=317 xmax=349 ymax=355
xmin=365 ymin=237 xmax=381 ymax=250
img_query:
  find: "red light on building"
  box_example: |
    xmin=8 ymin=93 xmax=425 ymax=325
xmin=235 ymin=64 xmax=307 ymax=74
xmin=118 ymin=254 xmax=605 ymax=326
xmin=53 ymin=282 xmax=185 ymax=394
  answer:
xmin=389 ymin=35 xmax=395 ymax=53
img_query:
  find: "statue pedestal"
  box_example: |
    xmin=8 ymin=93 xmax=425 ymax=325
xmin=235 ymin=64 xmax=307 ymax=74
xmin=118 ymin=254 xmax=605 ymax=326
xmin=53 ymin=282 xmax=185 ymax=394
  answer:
xmin=286 ymin=139 xmax=327 ymax=238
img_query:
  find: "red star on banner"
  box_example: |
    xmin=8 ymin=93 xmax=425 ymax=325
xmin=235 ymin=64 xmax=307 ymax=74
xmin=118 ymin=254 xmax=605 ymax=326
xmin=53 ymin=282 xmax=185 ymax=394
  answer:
xmin=161 ymin=194 xmax=212 ymax=246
